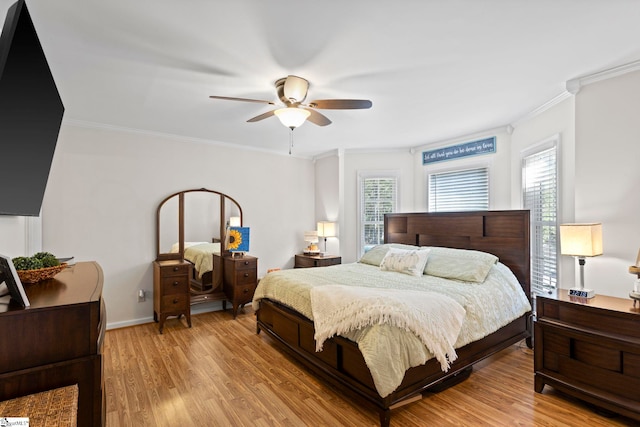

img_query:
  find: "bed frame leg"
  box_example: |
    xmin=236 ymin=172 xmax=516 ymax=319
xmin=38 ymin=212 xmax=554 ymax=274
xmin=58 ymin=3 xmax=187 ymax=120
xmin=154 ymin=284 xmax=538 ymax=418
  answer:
xmin=379 ymin=409 xmax=390 ymax=427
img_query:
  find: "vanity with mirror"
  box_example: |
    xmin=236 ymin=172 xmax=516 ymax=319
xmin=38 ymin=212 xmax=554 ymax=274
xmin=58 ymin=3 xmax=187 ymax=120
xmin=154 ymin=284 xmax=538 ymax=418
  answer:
xmin=154 ymin=188 xmax=256 ymax=333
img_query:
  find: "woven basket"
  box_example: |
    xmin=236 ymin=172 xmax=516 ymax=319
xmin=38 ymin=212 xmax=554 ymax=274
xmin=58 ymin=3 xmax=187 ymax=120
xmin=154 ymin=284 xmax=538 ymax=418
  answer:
xmin=17 ymin=263 xmax=68 ymax=284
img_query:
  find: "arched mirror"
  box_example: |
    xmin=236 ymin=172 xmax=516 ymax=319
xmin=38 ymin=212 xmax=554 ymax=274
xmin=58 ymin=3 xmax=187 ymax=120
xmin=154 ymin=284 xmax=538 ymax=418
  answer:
xmin=156 ymin=188 xmax=242 ymax=304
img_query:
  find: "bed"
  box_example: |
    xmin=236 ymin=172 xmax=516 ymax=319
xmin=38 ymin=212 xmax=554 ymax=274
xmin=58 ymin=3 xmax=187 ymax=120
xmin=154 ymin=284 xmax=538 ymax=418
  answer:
xmin=253 ymin=210 xmax=532 ymax=426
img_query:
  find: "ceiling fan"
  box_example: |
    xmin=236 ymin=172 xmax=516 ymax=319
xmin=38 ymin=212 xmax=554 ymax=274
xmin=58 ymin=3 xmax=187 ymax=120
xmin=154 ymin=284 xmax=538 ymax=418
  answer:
xmin=209 ymin=75 xmax=372 ymax=130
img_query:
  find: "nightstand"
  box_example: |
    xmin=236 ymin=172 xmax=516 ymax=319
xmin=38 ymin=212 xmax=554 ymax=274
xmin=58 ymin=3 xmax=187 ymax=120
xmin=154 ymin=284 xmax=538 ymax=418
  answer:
xmin=294 ymin=254 xmax=341 ymax=268
xmin=153 ymin=260 xmax=192 ymax=334
xmin=534 ymin=291 xmax=640 ymax=421
xmin=220 ymin=254 xmax=258 ymax=318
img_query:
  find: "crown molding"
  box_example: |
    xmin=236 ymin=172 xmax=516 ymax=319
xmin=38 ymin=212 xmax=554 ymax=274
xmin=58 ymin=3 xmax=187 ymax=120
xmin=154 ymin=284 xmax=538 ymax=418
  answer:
xmin=510 ymin=90 xmax=573 ymax=129
xmin=62 ymin=119 xmax=315 ymax=159
xmin=566 ymin=59 xmax=640 ymax=94
xmin=410 ymin=125 xmax=510 ymax=152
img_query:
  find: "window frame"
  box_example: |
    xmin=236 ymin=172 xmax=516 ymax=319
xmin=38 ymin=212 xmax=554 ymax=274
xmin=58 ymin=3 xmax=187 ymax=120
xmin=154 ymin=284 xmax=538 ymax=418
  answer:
xmin=356 ymin=170 xmax=400 ymax=258
xmin=521 ymin=134 xmax=560 ymax=296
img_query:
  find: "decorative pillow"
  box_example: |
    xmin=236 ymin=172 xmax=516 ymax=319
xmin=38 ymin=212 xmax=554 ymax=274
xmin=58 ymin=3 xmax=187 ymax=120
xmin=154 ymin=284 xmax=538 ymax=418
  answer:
xmin=359 ymin=243 xmax=422 ymax=267
xmin=380 ymin=248 xmax=429 ymax=277
xmin=423 ymin=247 xmax=498 ymax=283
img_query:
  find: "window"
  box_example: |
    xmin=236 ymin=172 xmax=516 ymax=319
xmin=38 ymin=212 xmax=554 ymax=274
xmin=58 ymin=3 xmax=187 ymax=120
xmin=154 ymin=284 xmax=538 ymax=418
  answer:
xmin=428 ymin=167 xmax=489 ymax=212
xmin=357 ymin=172 xmax=398 ymax=256
xmin=522 ymin=139 xmax=558 ymax=295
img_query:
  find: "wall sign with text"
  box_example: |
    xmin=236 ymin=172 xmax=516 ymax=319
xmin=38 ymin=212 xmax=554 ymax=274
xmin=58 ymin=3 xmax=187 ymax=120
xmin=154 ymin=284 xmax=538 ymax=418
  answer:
xmin=422 ymin=137 xmax=496 ymax=165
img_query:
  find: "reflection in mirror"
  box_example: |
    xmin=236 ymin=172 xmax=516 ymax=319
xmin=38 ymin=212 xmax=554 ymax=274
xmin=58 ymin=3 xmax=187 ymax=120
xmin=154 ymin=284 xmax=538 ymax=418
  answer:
xmin=184 ymin=192 xmax=222 ymax=244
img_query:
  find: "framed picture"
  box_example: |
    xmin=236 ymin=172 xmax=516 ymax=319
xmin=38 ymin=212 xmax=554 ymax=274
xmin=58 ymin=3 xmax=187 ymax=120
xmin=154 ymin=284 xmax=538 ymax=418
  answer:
xmin=227 ymin=226 xmax=250 ymax=253
xmin=0 ymin=254 xmax=30 ymax=307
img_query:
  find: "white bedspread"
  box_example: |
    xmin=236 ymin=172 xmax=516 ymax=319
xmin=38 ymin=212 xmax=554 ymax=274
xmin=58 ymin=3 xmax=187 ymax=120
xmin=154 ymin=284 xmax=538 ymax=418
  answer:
xmin=253 ymin=262 xmax=531 ymax=398
xmin=183 ymin=243 xmax=220 ymax=278
xmin=311 ymin=285 xmax=465 ymax=371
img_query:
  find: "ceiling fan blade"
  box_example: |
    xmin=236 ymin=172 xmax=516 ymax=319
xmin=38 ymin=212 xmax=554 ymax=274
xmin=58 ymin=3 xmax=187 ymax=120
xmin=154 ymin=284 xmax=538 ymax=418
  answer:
xmin=308 ymin=99 xmax=372 ymax=110
xmin=283 ymin=75 xmax=309 ymax=103
xmin=209 ymin=95 xmax=275 ymax=105
xmin=247 ymin=109 xmax=276 ymax=122
xmin=304 ymin=108 xmax=332 ymax=126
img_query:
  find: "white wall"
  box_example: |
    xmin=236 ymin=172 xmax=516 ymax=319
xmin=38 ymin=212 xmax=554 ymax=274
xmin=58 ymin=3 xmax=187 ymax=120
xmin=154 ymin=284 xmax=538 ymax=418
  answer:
xmin=414 ymin=130 xmax=513 ymax=211
xmin=574 ymin=70 xmax=640 ymax=298
xmin=314 ymin=153 xmax=341 ymax=256
xmin=36 ymin=123 xmax=315 ymax=328
xmin=342 ymin=150 xmax=415 ymax=263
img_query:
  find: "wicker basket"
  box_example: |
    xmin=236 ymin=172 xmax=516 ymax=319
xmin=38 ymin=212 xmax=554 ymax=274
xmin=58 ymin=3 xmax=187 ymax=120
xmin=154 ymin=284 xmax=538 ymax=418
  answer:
xmin=17 ymin=263 xmax=68 ymax=284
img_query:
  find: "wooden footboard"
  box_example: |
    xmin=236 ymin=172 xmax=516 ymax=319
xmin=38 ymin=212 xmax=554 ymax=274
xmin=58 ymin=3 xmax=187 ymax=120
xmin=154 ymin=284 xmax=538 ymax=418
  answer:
xmin=257 ymin=298 xmax=529 ymax=426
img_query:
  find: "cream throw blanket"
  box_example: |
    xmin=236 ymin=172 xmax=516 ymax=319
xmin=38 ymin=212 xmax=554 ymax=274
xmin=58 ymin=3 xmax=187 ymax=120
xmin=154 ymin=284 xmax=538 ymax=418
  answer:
xmin=310 ymin=285 xmax=466 ymax=372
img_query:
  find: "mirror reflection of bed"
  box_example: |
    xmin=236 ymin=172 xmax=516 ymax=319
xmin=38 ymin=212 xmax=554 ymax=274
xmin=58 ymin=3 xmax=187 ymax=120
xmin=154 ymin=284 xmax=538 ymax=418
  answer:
xmin=155 ymin=188 xmax=243 ymax=331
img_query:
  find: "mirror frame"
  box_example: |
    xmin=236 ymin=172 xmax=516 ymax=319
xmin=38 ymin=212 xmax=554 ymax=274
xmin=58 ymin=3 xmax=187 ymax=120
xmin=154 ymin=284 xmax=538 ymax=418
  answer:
xmin=156 ymin=188 xmax=243 ymax=262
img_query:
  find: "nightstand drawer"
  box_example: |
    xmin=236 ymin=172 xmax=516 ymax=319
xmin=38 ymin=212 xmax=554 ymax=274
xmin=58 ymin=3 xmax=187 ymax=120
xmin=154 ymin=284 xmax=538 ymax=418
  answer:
xmin=234 ymin=269 xmax=257 ymax=286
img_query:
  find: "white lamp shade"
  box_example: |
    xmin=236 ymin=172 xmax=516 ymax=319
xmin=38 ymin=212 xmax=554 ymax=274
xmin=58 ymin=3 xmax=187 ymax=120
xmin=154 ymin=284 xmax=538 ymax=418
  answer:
xmin=317 ymin=221 xmax=336 ymax=238
xmin=274 ymin=107 xmax=310 ymax=128
xmin=559 ymin=223 xmax=603 ymax=257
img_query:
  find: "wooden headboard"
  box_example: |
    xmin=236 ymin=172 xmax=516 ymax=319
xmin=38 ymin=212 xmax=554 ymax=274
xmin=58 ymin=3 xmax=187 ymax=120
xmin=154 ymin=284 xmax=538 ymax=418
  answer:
xmin=384 ymin=210 xmax=530 ymax=296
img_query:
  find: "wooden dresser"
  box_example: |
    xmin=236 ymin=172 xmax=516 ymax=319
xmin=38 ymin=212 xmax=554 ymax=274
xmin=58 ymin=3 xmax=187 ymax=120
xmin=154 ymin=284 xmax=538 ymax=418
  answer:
xmin=217 ymin=254 xmax=258 ymax=318
xmin=153 ymin=260 xmax=192 ymax=333
xmin=534 ymin=292 xmax=640 ymax=421
xmin=0 ymin=261 xmax=106 ymax=426
xmin=294 ymin=254 xmax=341 ymax=268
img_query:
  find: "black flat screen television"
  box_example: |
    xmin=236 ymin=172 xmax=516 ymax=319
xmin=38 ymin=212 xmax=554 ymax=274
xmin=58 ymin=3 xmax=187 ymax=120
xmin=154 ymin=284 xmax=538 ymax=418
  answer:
xmin=0 ymin=0 xmax=64 ymax=216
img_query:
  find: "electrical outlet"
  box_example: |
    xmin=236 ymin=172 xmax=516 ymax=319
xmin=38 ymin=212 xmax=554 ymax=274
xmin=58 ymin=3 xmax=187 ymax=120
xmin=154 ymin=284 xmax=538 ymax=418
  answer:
xmin=137 ymin=289 xmax=146 ymax=302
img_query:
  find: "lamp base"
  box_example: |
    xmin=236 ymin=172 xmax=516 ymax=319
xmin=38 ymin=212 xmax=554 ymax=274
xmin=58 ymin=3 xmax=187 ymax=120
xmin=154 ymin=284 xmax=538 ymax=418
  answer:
xmin=568 ymin=288 xmax=595 ymax=298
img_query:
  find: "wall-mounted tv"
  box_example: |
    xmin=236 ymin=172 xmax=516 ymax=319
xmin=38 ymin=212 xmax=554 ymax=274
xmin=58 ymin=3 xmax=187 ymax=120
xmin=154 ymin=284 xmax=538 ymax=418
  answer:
xmin=0 ymin=0 xmax=64 ymax=216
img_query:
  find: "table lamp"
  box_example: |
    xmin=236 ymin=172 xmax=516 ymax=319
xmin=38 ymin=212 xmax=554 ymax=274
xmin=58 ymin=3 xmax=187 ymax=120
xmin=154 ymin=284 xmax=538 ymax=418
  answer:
xmin=317 ymin=221 xmax=336 ymax=256
xmin=559 ymin=223 xmax=603 ymax=298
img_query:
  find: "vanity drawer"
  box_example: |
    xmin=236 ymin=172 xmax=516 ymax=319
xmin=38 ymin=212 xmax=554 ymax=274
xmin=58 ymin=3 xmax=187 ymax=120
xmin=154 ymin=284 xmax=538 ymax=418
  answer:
xmin=161 ymin=293 xmax=190 ymax=311
xmin=158 ymin=262 xmax=190 ymax=278
xmin=160 ymin=276 xmax=189 ymax=294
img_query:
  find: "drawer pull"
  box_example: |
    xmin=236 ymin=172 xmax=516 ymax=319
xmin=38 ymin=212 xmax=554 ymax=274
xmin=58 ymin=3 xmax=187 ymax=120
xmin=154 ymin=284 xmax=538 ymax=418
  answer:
xmin=243 ymin=273 xmax=249 ymax=278
xmin=173 ymin=281 xmax=179 ymax=286
xmin=173 ymin=298 xmax=179 ymax=304
xmin=243 ymin=288 xmax=249 ymax=293
xmin=173 ymin=266 xmax=180 ymax=272
xmin=244 ymin=261 xmax=249 ymax=265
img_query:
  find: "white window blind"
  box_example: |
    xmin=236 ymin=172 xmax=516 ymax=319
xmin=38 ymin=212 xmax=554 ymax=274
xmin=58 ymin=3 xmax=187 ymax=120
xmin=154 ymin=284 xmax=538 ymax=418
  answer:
xmin=428 ymin=167 xmax=489 ymax=212
xmin=359 ymin=175 xmax=398 ymax=255
xmin=523 ymin=144 xmax=558 ymax=294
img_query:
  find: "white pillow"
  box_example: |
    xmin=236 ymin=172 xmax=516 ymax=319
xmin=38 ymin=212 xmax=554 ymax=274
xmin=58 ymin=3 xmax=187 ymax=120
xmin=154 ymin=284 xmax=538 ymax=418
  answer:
xmin=380 ymin=248 xmax=429 ymax=277
xmin=359 ymin=243 xmax=421 ymax=266
xmin=423 ymin=247 xmax=498 ymax=282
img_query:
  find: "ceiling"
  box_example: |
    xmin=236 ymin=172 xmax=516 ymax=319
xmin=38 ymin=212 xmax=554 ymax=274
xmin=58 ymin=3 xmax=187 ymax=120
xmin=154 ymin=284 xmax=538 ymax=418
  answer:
xmin=3 ymin=1 xmax=640 ymax=157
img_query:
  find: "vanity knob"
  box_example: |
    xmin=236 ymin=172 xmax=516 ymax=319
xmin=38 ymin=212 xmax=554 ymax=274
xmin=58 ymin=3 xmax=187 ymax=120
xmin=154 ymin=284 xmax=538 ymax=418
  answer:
xmin=173 ymin=267 xmax=180 ymax=272
xmin=243 ymin=261 xmax=249 ymax=265
xmin=173 ymin=281 xmax=179 ymax=286
xmin=173 ymin=299 xmax=179 ymax=304
xmin=243 ymin=288 xmax=249 ymax=293
xmin=243 ymin=273 xmax=249 ymax=278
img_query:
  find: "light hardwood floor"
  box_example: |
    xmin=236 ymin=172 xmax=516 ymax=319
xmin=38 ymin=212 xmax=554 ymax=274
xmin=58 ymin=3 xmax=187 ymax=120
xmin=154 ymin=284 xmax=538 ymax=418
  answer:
xmin=104 ymin=308 xmax=638 ymax=426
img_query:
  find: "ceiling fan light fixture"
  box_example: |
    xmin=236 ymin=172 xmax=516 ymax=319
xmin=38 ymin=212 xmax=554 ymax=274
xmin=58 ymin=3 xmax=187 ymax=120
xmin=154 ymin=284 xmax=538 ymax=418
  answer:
xmin=274 ymin=107 xmax=310 ymax=129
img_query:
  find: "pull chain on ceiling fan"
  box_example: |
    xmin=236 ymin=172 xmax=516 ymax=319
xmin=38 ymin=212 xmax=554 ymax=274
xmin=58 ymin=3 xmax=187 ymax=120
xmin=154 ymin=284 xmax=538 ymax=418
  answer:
xmin=209 ymin=75 xmax=372 ymax=130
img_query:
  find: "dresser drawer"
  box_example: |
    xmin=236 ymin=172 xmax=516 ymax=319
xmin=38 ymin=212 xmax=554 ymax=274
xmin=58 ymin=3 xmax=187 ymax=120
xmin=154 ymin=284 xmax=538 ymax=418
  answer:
xmin=161 ymin=293 xmax=190 ymax=311
xmin=160 ymin=275 xmax=189 ymax=295
xmin=233 ymin=283 xmax=257 ymax=305
xmin=234 ymin=269 xmax=257 ymax=286
xmin=230 ymin=257 xmax=257 ymax=271
xmin=159 ymin=262 xmax=190 ymax=277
